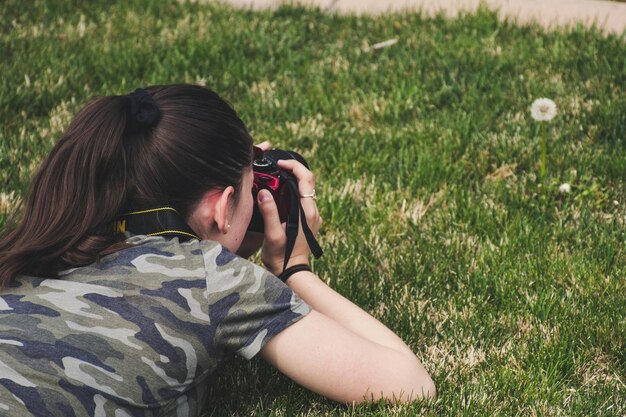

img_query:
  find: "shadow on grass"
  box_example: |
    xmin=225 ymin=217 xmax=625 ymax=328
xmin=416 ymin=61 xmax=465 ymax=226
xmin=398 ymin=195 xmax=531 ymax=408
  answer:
xmin=204 ymin=356 xmax=340 ymax=416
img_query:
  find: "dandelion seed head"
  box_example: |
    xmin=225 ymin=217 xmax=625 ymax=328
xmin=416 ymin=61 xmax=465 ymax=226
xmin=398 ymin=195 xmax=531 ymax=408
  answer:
xmin=531 ymin=98 xmax=557 ymax=122
xmin=559 ymin=183 xmax=571 ymax=193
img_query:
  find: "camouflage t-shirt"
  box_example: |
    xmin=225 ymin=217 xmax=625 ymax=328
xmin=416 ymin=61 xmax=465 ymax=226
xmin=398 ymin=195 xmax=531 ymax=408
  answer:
xmin=0 ymin=235 xmax=310 ymax=416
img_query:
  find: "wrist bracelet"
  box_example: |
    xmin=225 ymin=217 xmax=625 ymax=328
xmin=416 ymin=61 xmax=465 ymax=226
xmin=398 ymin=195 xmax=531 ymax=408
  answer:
xmin=278 ymin=264 xmax=311 ymax=282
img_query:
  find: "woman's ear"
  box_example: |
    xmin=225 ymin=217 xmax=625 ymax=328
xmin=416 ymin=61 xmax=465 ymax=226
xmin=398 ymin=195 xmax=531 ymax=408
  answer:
xmin=214 ymin=186 xmax=235 ymax=234
xmin=187 ymin=187 xmax=234 ymax=240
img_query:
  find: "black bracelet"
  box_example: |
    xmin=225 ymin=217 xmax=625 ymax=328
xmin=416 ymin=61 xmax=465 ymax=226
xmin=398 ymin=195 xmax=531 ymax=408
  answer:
xmin=278 ymin=264 xmax=311 ymax=282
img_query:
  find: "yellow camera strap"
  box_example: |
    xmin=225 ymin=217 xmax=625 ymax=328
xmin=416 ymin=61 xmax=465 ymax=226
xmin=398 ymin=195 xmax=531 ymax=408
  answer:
xmin=114 ymin=207 xmax=200 ymax=242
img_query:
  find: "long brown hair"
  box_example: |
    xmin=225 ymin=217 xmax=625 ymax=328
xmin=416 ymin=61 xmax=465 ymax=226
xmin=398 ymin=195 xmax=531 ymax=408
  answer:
xmin=0 ymin=84 xmax=253 ymax=286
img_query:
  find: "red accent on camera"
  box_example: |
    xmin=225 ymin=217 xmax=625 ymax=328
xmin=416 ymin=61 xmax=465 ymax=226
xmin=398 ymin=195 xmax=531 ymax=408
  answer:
xmin=253 ymin=172 xmax=281 ymax=191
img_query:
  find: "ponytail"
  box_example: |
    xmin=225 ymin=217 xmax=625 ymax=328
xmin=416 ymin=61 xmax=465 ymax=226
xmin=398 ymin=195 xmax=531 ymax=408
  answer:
xmin=0 ymin=95 xmax=132 ymax=286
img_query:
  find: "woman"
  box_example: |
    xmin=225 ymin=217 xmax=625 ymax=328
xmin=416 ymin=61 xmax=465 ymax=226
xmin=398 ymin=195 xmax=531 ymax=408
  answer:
xmin=0 ymin=84 xmax=435 ymax=416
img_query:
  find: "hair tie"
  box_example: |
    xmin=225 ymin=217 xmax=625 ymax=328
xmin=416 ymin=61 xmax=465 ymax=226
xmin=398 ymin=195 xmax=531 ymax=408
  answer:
xmin=125 ymin=88 xmax=161 ymax=134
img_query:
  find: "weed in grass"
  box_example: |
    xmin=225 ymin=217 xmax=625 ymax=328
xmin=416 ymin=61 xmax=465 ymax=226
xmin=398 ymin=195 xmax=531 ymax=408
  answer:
xmin=530 ymin=97 xmax=558 ymax=181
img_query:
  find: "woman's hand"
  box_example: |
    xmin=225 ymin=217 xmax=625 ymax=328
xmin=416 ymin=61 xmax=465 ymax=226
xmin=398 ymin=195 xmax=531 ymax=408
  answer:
xmin=257 ymin=159 xmax=322 ymax=276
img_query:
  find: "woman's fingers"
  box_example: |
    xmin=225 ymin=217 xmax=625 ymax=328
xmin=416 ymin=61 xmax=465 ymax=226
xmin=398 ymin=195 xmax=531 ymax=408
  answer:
xmin=258 ymin=189 xmax=290 ymax=274
xmin=277 ymin=159 xmax=314 ymax=189
xmin=257 ymin=190 xmax=284 ymax=246
xmin=276 ymin=159 xmax=319 ymax=222
xmin=257 ymin=141 xmax=272 ymax=151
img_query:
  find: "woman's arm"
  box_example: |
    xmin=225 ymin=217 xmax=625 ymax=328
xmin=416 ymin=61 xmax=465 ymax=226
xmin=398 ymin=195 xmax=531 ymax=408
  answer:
xmin=283 ymin=270 xmax=422 ymax=358
xmin=260 ymin=272 xmax=436 ymax=403
xmin=257 ymin=159 xmax=435 ymax=403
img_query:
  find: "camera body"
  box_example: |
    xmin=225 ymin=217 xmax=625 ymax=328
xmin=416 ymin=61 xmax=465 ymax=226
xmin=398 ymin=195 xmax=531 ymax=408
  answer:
xmin=247 ymin=149 xmax=308 ymax=233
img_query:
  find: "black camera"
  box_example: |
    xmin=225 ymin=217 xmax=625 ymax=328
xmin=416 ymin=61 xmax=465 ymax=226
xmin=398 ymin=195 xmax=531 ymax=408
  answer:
xmin=247 ymin=148 xmax=322 ymax=270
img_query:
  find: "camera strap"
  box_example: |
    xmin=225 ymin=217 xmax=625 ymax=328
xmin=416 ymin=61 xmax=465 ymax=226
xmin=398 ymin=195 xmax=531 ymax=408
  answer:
xmin=114 ymin=207 xmax=200 ymax=242
xmin=282 ymin=173 xmax=323 ymax=272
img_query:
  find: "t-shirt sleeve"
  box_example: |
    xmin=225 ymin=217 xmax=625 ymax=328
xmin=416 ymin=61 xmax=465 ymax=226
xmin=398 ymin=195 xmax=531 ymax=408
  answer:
xmin=200 ymin=241 xmax=311 ymax=360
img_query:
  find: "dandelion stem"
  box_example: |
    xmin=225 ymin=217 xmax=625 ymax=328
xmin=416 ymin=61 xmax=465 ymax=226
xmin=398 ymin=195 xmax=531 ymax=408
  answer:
xmin=541 ymin=122 xmax=547 ymax=180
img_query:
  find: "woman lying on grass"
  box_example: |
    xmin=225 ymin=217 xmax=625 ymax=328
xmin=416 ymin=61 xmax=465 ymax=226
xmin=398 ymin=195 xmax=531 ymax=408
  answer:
xmin=0 ymin=84 xmax=435 ymax=416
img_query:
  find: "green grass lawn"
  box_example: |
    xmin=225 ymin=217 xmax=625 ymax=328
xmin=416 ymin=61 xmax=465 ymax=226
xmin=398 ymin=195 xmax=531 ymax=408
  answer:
xmin=1 ymin=1 xmax=625 ymax=416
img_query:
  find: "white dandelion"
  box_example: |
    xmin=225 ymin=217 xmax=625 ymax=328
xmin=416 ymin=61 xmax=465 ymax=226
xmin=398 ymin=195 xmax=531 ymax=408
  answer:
xmin=559 ymin=183 xmax=571 ymax=193
xmin=531 ymin=98 xmax=557 ymax=122
xmin=530 ymin=97 xmax=558 ymax=181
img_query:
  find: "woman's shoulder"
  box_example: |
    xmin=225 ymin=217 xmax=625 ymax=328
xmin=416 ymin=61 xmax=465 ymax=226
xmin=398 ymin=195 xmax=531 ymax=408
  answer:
xmin=104 ymin=234 xmax=259 ymax=282
xmin=121 ymin=234 xmax=226 ymax=260
xmin=100 ymin=234 xmax=215 ymax=270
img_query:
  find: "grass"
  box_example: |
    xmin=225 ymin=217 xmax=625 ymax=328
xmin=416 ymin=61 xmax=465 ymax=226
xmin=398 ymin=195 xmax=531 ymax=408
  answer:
xmin=1 ymin=0 xmax=625 ymax=416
